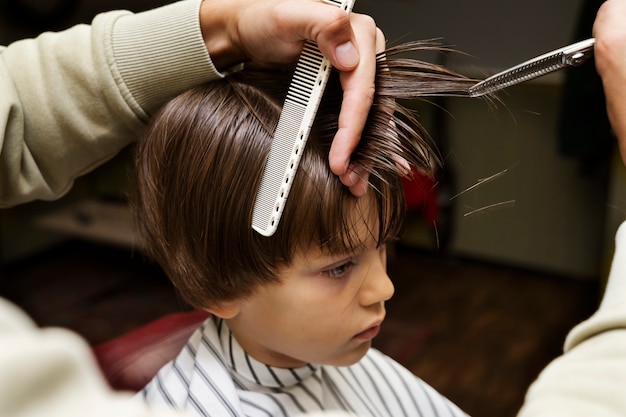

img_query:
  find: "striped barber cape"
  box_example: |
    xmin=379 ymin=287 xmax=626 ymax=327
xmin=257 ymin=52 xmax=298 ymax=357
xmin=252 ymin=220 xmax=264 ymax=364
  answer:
xmin=139 ymin=317 xmax=468 ymax=417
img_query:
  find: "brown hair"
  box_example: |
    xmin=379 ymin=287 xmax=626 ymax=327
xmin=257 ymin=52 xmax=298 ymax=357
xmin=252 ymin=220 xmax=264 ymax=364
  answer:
xmin=133 ymin=41 xmax=475 ymax=309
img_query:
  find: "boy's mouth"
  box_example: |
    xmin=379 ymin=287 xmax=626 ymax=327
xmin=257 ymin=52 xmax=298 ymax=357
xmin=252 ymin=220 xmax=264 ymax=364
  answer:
xmin=353 ymin=321 xmax=382 ymax=341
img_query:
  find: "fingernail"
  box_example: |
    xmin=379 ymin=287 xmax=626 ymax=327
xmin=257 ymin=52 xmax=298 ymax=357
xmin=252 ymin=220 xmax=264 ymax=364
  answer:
xmin=347 ymin=164 xmax=369 ymax=197
xmin=344 ymin=165 xmax=359 ymax=186
xmin=335 ymin=41 xmax=359 ymax=68
xmin=347 ymin=163 xmax=368 ymax=184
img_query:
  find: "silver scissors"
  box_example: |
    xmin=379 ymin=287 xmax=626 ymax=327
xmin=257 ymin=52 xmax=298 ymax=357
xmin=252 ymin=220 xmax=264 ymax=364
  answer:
xmin=468 ymin=38 xmax=596 ymax=97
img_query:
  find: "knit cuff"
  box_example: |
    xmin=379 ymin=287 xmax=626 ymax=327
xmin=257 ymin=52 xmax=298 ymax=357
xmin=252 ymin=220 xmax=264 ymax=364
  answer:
xmin=109 ymin=0 xmax=222 ymax=115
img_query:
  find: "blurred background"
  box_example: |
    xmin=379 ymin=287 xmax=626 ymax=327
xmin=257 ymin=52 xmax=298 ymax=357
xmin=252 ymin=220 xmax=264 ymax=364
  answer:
xmin=0 ymin=1 xmax=619 ymax=416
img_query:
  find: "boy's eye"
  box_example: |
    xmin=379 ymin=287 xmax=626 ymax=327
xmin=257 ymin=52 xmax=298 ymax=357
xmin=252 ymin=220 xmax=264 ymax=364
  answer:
xmin=322 ymin=261 xmax=355 ymax=279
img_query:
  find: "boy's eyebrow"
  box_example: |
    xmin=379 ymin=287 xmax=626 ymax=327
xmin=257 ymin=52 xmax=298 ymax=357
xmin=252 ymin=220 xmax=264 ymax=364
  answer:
xmin=322 ymin=237 xmax=375 ymax=262
xmin=302 ymin=241 xmax=362 ymax=268
xmin=319 ymin=255 xmax=355 ymax=270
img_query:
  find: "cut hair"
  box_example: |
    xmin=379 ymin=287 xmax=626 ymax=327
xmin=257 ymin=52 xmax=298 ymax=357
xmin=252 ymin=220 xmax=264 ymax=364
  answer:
xmin=132 ymin=41 xmax=476 ymax=309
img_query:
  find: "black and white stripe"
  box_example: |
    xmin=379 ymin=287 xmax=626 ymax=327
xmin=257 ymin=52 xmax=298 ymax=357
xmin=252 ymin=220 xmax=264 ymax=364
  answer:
xmin=140 ymin=317 xmax=468 ymax=417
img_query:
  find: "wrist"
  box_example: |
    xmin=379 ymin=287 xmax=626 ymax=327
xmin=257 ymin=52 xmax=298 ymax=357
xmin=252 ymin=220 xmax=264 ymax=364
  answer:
xmin=199 ymin=0 xmax=246 ymax=71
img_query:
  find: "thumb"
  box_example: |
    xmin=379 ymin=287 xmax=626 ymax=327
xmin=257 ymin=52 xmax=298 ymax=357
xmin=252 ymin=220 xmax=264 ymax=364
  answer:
xmin=333 ymin=41 xmax=360 ymax=70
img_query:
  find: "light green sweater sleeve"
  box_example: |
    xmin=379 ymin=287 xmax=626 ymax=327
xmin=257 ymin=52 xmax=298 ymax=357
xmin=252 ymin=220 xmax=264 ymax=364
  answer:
xmin=517 ymin=221 xmax=626 ymax=417
xmin=0 ymin=0 xmax=222 ymax=207
xmin=0 ymin=298 xmax=185 ymax=417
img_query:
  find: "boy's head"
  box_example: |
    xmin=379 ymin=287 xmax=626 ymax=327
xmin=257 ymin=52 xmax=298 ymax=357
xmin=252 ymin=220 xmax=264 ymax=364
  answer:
xmin=133 ymin=42 xmax=473 ymax=366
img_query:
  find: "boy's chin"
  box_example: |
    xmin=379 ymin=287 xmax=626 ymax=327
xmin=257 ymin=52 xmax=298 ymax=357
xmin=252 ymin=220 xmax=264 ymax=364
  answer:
xmin=322 ymin=340 xmax=372 ymax=367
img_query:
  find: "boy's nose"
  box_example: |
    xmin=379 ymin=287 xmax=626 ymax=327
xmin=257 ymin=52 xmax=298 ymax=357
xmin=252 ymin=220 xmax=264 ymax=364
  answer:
xmin=361 ymin=255 xmax=395 ymax=306
xmin=374 ymin=271 xmax=395 ymax=304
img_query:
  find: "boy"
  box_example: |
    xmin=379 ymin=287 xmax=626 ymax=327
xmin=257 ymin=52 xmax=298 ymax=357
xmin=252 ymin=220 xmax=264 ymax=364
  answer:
xmin=133 ymin=42 xmax=474 ymax=416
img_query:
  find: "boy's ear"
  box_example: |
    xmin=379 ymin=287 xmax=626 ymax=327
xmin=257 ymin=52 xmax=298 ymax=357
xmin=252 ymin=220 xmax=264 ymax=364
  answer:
xmin=206 ymin=300 xmax=241 ymax=319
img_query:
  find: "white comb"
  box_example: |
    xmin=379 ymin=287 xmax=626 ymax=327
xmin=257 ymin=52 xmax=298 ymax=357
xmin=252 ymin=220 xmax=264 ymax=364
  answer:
xmin=251 ymin=0 xmax=357 ymax=237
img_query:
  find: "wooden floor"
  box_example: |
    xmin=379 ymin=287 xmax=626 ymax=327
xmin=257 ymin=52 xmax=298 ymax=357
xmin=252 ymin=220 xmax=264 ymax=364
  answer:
xmin=380 ymin=244 xmax=599 ymax=417
xmin=0 ymin=239 xmax=599 ymax=417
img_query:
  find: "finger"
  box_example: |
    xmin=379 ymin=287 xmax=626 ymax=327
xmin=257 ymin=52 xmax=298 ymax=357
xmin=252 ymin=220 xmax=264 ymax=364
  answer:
xmin=329 ymin=24 xmax=383 ymax=178
xmin=341 ymin=164 xmax=370 ymax=197
xmin=272 ymin=1 xmax=357 ymax=58
xmin=310 ymin=6 xmax=363 ymax=70
xmin=229 ymin=0 xmax=354 ymax=68
xmin=278 ymin=2 xmax=363 ymax=69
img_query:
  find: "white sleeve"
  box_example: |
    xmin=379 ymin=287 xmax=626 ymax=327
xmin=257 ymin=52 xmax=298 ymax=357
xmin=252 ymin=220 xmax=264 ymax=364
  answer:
xmin=517 ymin=221 xmax=626 ymax=417
xmin=0 ymin=297 xmax=187 ymax=417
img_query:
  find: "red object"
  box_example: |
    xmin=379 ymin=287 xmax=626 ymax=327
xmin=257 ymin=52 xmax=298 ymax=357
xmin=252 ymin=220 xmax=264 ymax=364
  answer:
xmin=92 ymin=310 xmax=210 ymax=391
xmin=402 ymin=168 xmax=438 ymax=223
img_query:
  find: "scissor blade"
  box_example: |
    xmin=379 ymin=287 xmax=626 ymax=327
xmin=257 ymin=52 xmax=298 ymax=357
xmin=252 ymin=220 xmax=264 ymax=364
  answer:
xmin=468 ymin=38 xmax=595 ymax=97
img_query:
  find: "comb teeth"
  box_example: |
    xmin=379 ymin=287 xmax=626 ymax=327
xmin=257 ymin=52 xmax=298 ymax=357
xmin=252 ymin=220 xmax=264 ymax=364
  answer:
xmin=251 ymin=0 xmax=356 ymax=237
xmin=287 ymin=44 xmax=326 ymax=106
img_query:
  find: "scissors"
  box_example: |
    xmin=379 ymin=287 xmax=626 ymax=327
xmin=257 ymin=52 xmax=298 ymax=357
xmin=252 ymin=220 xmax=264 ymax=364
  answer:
xmin=468 ymin=38 xmax=596 ymax=97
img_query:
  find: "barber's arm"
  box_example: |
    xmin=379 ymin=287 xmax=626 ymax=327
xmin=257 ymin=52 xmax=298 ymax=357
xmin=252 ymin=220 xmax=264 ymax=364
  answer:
xmin=517 ymin=222 xmax=626 ymax=417
xmin=0 ymin=0 xmax=379 ymax=207
xmin=0 ymin=298 xmax=185 ymax=417
xmin=0 ymin=0 xmax=219 ymax=208
xmin=517 ymin=2 xmax=626 ymax=415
